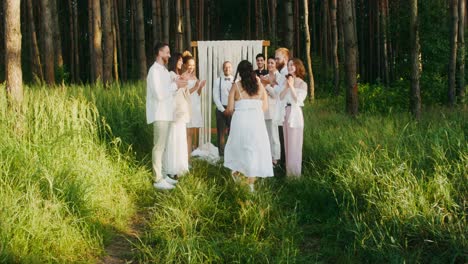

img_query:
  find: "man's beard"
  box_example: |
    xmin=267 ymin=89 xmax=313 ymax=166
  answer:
xmin=276 ymin=61 xmax=285 ymax=71
xmin=162 ymin=57 xmax=169 ymax=64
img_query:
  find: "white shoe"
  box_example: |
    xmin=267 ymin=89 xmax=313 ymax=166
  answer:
xmin=248 ymin=183 xmax=255 ymax=193
xmin=231 ymin=171 xmax=241 ymax=183
xmin=165 ymin=176 xmax=178 ymax=185
xmin=153 ymin=179 xmax=175 ymax=190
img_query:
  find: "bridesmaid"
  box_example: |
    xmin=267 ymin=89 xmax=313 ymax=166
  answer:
xmin=279 ymin=58 xmax=308 ymax=176
xmin=182 ymin=51 xmax=206 ymax=157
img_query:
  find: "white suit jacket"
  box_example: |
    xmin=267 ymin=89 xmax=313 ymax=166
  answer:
xmin=146 ymin=62 xmax=178 ymax=124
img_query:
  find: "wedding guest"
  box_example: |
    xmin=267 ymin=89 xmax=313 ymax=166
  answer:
xmin=164 ymin=53 xmax=191 ymax=179
xmin=260 ymin=56 xmax=284 ymax=166
xmin=279 ymin=58 xmax=308 ymax=176
xmin=213 ymin=61 xmax=233 ymax=157
xmin=224 ymin=60 xmax=274 ymax=193
xmin=254 ymin=53 xmax=268 ymax=76
xmin=183 ymin=51 xmax=206 ymax=157
xmin=274 ymin=47 xmax=290 ymax=165
xmin=146 ymin=42 xmax=187 ymax=190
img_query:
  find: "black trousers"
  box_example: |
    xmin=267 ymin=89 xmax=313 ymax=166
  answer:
xmin=216 ymin=107 xmax=232 ymax=156
xmin=278 ymin=125 xmax=286 ymax=164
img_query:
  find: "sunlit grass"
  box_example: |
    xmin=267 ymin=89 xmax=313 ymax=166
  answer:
xmin=0 ymin=83 xmax=465 ymax=262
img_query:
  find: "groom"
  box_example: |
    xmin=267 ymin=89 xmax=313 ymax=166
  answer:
xmin=146 ymin=42 xmax=187 ymax=190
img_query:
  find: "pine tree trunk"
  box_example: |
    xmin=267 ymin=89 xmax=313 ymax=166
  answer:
xmin=342 ymin=0 xmax=358 ymax=116
xmin=135 ymin=0 xmax=147 ymax=79
xmin=175 ymin=0 xmax=183 ymax=52
xmin=113 ymin=0 xmax=122 ymax=81
xmin=381 ymin=0 xmax=389 ymax=86
xmin=259 ymin=0 xmax=264 ymax=39
xmin=68 ymin=0 xmax=77 ymax=83
xmin=73 ymin=0 xmax=80 ymax=82
xmin=207 ymin=0 xmax=211 ymax=40
xmin=27 ymin=0 xmax=44 ymax=82
xmin=449 ymin=0 xmax=459 ymax=107
xmin=368 ymin=2 xmax=374 ymax=82
xmin=92 ymin=0 xmax=103 ymax=82
xmin=457 ymin=0 xmax=466 ymax=100
xmin=163 ymin=0 xmax=170 ymax=43
xmin=294 ymin=0 xmax=300 ymax=56
xmin=88 ymin=0 xmax=95 ymax=82
xmin=247 ymin=0 xmax=251 ymax=39
xmin=255 ymin=0 xmax=259 ymax=37
xmin=156 ymin=0 xmax=162 ymax=41
xmin=338 ymin=0 xmax=345 ymax=67
xmin=304 ymin=0 xmax=315 ymax=101
xmin=51 ymin=0 xmax=63 ymax=73
xmin=41 ymin=0 xmax=55 ymax=85
xmin=130 ymin=1 xmax=136 ymax=77
xmin=285 ymin=0 xmax=294 ymax=52
xmin=5 ymin=0 xmax=23 ymax=105
xmin=113 ymin=17 xmax=118 ymax=82
xmin=119 ymin=0 xmax=127 ymax=81
xmin=358 ymin=0 xmax=365 ymax=82
xmin=271 ymin=0 xmax=277 ymax=46
xmin=331 ymin=0 xmax=339 ymax=95
xmin=321 ymin=0 xmax=329 ymax=74
xmin=376 ymin=1 xmax=381 ymax=82
xmin=185 ymin=0 xmax=191 ymax=49
xmin=410 ymin=0 xmax=421 ymax=119
xmin=311 ymin=0 xmax=316 ymax=52
xmin=266 ymin=0 xmax=271 ymax=41
xmin=200 ymin=0 xmax=205 ymax=40
xmin=102 ymin=0 xmax=113 ymax=85
xmin=68 ymin=0 xmax=75 ymax=82
xmin=152 ymin=0 xmax=158 ymax=43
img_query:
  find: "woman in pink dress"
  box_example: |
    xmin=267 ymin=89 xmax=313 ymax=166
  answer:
xmin=279 ymin=58 xmax=307 ymax=176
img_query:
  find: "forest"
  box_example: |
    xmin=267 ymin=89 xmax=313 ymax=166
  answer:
xmin=1 ymin=0 xmax=467 ymax=263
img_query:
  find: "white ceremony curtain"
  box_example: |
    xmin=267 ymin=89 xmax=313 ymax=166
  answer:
xmin=195 ymin=40 xmax=263 ymax=160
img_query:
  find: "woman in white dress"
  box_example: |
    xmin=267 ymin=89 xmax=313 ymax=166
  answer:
xmin=224 ymin=60 xmax=274 ymax=192
xmin=182 ymin=52 xmax=206 ymax=157
xmin=164 ymin=53 xmax=191 ymax=178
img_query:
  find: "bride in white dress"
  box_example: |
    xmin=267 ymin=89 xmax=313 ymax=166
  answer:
xmin=164 ymin=53 xmax=190 ymax=177
xmin=224 ymin=60 xmax=274 ymax=192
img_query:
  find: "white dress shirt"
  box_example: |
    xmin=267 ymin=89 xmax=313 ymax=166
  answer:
xmin=213 ymin=75 xmax=233 ymax=112
xmin=279 ymin=65 xmax=288 ymax=76
xmin=264 ymin=71 xmax=286 ymax=120
xmin=146 ymin=62 xmax=178 ymax=124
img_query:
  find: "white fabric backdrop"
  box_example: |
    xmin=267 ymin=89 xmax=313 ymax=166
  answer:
xmin=193 ymin=40 xmax=263 ymax=161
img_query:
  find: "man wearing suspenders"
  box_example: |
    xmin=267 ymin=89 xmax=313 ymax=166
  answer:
xmin=213 ymin=61 xmax=233 ymax=157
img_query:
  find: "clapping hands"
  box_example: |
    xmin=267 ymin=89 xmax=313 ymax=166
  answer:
xmin=175 ymin=75 xmax=188 ymax=88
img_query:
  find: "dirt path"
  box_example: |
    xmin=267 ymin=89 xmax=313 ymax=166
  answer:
xmin=100 ymin=212 xmax=148 ymax=264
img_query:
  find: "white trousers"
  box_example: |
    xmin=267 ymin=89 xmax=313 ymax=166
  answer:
xmin=265 ymin=119 xmax=281 ymax=161
xmin=152 ymin=121 xmax=172 ymax=182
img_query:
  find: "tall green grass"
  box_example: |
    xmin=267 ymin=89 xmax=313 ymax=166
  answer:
xmin=0 ymin=84 xmax=152 ymax=263
xmin=300 ymin=101 xmax=467 ymax=262
xmin=0 ymin=83 xmax=465 ymax=262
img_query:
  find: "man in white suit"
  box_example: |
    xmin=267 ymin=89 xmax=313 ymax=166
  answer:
xmin=147 ymin=42 xmax=187 ymax=190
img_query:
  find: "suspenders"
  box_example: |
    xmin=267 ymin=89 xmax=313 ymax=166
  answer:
xmin=219 ymin=77 xmax=222 ymax=103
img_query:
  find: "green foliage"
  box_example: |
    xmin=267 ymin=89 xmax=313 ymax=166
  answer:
xmin=301 ymin=102 xmax=467 ymax=262
xmin=135 ymin=161 xmax=299 ymax=263
xmin=0 ymin=84 xmax=153 ymax=263
xmin=0 ymin=83 xmax=465 ymax=262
